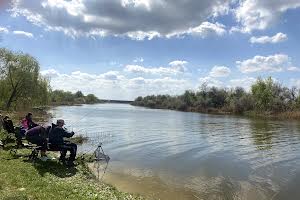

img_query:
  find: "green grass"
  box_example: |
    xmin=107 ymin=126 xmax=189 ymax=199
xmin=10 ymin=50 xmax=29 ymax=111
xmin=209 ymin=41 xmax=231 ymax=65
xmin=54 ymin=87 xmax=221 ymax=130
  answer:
xmin=0 ymin=149 xmax=144 ymax=200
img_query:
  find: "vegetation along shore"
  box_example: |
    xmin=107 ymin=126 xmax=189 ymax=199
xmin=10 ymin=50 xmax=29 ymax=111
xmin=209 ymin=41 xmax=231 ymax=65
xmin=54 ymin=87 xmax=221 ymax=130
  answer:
xmin=132 ymin=77 xmax=300 ymax=119
xmin=0 ymin=48 xmax=101 ymax=111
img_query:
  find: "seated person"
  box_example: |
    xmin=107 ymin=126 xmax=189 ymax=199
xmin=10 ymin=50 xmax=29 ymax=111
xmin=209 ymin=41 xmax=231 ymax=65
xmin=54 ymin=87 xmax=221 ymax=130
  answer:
xmin=26 ymin=126 xmax=48 ymax=160
xmin=19 ymin=113 xmax=39 ymax=147
xmin=21 ymin=112 xmax=38 ymax=131
xmin=48 ymin=119 xmax=77 ymax=166
xmin=2 ymin=116 xmax=15 ymax=133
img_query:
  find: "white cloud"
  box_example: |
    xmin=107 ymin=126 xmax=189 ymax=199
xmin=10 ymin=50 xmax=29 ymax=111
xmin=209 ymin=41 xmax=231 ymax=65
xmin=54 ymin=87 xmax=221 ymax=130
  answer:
xmin=13 ymin=30 xmax=34 ymax=38
xmin=9 ymin=0 xmax=230 ymax=40
xmin=287 ymin=66 xmax=300 ymax=72
xmin=133 ymin=57 xmax=144 ymax=63
xmin=41 ymin=69 xmax=60 ymax=78
xmin=209 ymin=66 xmax=231 ymax=77
xmin=229 ymin=77 xmax=256 ymax=91
xmin=0 ymin=27 xmax=9 ymax=34
xmin=233 ymin=0 xmax=300 ymax=33
xmin=237 ymin=54 xmax=293 ymax=73
xmin=125 ymin=60 xmax=188 ymax=75
xmin=188 ymin=22 xmax=226 ymax=37
xmin=166 ymin=22 xmax=227 ymax=38
xmin=41 ymin=68 xmax=192 ymax=100
xmin=250 ymin=32 xmax=288 ymax=44
xmin=8 ymin=0 xmax=300 ymax=39
xmin=198 ymin=76 xmax=223 ymax=88
xmin=168 ymin=60 xmax=188 ymax=73
xmin=198 ymin=65 xmax=231 ymax=88
xmin=290 ymin=79 xmax=300 ymax=88
xmin=99 ymin=71 xmax=123 ymax=80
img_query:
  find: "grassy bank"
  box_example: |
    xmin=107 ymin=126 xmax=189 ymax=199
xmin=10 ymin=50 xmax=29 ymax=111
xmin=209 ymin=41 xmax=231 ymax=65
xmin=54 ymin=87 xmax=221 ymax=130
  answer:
xmin=0 ymin=147 xmax=143 ymax=200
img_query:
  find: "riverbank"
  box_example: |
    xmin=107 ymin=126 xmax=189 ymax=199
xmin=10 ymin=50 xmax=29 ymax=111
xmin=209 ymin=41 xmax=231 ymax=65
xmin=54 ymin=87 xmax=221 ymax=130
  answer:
xmin=131 ymin=104 xmax=300 ymax=120
xmin=0 ymin=148 xmax=143 ymax=200
xmin=0 ymin=109 xmax=145 ymax=200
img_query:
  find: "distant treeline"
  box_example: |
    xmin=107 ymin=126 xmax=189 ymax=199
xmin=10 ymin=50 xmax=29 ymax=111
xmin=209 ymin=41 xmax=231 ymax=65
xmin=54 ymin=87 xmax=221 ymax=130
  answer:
xmin=0 ymin=48 xmax=101 ymax=110
xmin=50 ymin=90 xmax=102 ymax=106
xmin=132 ymin=77 xmax=300 ymax=116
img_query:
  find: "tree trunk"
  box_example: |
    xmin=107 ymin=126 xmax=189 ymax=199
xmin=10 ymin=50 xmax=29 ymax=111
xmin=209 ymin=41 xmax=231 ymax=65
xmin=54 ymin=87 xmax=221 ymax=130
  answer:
xmin=6 ymin=87 xmax=17 ymax=110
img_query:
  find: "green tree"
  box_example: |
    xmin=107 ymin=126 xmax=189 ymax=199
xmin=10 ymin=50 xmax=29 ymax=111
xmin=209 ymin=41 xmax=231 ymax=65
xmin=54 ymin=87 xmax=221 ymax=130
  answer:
xmin=0 ymin=48 xmax=43 ymax=110
xmin=75 ymin=91 xmax=84 ymax=98
xmin=251 ymin=77 xmax=275 ymax=112
xmin=85 ymin=94 xmax=99 ymax=104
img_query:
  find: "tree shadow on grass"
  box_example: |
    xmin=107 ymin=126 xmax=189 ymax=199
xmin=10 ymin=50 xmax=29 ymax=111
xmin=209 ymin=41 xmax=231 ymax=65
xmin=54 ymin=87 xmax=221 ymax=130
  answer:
xmin=0 ymin=147 xmax=32 ymax=161
xmin=29 ymin=159 xmax=78 ymax=178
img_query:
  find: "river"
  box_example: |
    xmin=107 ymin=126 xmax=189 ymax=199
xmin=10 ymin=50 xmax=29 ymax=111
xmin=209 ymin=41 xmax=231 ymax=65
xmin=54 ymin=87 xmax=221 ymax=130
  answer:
xmin=49 ymin=103 xmax=300 ymax=200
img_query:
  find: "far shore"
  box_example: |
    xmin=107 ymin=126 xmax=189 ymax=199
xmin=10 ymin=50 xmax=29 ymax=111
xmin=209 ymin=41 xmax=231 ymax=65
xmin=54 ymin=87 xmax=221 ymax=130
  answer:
xmin=131 ymin=104 xmax=300 ymax=120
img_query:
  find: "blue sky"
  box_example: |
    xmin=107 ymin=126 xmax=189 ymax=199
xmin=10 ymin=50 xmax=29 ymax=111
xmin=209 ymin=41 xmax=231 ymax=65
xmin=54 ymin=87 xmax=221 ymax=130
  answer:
xmin=0 ymin=0 xmax=300 ymax=100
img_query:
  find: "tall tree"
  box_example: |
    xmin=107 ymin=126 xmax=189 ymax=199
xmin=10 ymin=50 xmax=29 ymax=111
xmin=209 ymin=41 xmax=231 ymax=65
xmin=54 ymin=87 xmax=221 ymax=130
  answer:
xmin=0 ymin=48 xmax=40 ymax=109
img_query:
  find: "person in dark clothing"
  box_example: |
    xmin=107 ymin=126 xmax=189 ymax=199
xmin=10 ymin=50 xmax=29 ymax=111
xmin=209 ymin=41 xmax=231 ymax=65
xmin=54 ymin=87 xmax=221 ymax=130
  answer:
xmin=2 ymin=116 xmax=15 ymax=133
xmin=26 ymin=126 xmax=48 ymax=159
xmin=49 ymin=119 xmax=77 ymax=166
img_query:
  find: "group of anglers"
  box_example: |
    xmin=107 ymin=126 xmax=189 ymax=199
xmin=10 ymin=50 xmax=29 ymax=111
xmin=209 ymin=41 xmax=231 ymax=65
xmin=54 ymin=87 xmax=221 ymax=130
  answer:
xmin=0 ymin=113 xmax=77 ymax=166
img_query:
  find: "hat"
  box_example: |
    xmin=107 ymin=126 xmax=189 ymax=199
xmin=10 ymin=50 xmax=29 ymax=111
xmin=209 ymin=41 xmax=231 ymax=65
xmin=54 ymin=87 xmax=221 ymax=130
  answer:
xmin=56 ymin=119 xmax=65 ymax=125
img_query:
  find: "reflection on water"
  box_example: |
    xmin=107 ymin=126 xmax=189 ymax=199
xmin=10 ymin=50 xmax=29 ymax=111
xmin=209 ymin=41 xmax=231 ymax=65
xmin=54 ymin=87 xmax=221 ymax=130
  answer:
xmin=49 ymin=104 xmax=300 ymax=200
xmin=250 ymin=120 xmax=276 ymax=150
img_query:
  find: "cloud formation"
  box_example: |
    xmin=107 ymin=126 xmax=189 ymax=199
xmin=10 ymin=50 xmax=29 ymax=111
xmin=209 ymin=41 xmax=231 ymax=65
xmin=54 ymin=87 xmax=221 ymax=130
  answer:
xmin=133 ymin=57 xmax=144 ymax=63
xmin=9 ymin=0 xmax=231 ymax=40
xmin=250 ymin=32 xmax=288 ymax=44
xmin=290 ymin=78 xmax=300 ymax=88
xmin=124 ymin=60 xmax=188 ymax=75
xmin=9 ymin=0 xmax=300 ymax=39
xmin=209 ymin=66 xmax=231 ymax=77
xmin=229 ymin=77 xmax=256 ymax=91
xmin=198 ymin=76 xmax=223 ymax=88
xmin=233 ymin=0 xmax=300 ymax=33
xmin=41 ymin=68 xmax=191 ymax=100
xmin=13 ymin=30 xmax=34 ymax=38
xmin=0 ymin=27 xmax=9 ymax=34
xmin=237 ymin=54 xmax=294 ymax=73
xmin=287 ymin=66 xmax=300 ymax=72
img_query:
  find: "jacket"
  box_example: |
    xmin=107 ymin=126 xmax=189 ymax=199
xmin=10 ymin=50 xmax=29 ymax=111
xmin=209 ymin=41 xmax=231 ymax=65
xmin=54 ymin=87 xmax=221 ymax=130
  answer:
xmin=21 ymin=118 xmax=38 ymax=130
xmin=26 ymin=126 xmax=47 ymax=138
xmin=48 ymin=126 xmax=74 ymax=145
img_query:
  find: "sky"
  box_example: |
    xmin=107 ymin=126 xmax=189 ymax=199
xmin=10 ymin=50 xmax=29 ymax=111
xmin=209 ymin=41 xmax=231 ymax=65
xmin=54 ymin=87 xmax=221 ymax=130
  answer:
xmin=0 ymin=0 xmax=300 ymax=100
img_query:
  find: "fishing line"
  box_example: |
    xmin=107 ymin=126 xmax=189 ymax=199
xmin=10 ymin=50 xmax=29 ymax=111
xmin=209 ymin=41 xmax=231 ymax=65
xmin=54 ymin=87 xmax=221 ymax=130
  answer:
xmin=67 ymin=108 xmax=99 ymax=129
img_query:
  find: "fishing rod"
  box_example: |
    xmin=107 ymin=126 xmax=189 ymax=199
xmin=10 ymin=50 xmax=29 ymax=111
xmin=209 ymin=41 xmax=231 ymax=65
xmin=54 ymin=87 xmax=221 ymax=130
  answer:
xmin=67 ymin=110 xmax=95 ymax=127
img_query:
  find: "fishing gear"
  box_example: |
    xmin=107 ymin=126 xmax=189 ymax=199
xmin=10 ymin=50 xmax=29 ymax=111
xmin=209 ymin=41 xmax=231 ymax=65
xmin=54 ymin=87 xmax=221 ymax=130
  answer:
xmin=94 ymin=143 xmax=110 ymax=181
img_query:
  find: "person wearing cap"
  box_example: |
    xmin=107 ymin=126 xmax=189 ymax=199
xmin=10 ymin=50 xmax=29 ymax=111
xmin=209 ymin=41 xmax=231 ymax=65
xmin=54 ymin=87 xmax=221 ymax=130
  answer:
xmin=48 ymin=119 xmax=77 ymax=166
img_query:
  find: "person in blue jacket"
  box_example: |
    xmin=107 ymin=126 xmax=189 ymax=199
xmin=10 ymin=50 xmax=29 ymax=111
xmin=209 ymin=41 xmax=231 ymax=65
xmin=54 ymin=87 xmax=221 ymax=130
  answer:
xmin=48 ymin=119 xmax=77 ymax=166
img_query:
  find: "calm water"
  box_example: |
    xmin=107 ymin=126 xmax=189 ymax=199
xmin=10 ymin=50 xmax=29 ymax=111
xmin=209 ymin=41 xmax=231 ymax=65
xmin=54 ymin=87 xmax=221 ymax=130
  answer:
xmin=49 ymin=104 xmax=300 ymax=200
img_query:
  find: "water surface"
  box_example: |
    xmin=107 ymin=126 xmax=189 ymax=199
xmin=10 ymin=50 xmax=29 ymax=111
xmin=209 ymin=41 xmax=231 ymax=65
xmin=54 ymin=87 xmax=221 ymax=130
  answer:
xmin=49 ymin=104 xmax=300 ymax=200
